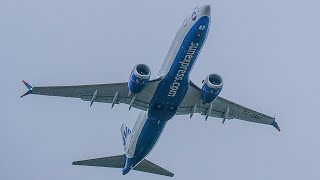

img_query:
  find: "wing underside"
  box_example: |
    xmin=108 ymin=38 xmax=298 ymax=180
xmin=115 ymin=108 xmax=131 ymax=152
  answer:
xmin=21 ymin=79 xmax=161 ymax=111
xmin=177 ymin=81 xmax=280 ymax=131
xmin=21 ymin=79 xmax=279 ymax=130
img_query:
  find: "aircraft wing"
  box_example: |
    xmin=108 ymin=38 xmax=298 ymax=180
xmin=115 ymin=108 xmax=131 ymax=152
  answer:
xmin=177 ymin=81 xmax=280 ymax=131
xmin=20 ymin=79 xmax=160 ymax=111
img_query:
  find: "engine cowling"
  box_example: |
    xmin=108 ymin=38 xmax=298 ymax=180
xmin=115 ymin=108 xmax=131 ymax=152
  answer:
xmin=128 ymin=64 xmax=151 ymax=94
xmin=200 ymin=74 xmax=223 ymax=104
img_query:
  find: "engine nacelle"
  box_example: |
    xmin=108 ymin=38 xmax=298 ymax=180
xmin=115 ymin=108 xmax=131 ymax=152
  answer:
xmin=200 ymin=74 xmax=223 ymax=104
xmin=128 ymin=64 xmax=151 ymax=94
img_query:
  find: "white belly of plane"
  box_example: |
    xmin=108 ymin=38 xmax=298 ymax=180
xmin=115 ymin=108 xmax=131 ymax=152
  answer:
xmin=126 ymin=111 xmax=148 ymax=158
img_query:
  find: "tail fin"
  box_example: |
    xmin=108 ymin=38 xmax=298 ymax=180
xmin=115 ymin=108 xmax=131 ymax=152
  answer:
xmin=72 ymin=155 xmax=174 ymax=177
xmin=121 ymin=124 xmax=131 ymax=151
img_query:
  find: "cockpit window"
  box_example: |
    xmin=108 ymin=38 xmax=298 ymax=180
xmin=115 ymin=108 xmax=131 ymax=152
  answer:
xmin=191 ymin=6 xmax=199 ymax=21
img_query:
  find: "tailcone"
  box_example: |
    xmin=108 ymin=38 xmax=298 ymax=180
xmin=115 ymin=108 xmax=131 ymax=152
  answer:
xmin=122 ymin=167 xmax=131 ymax=175
xmin=122 ymin=157 xmax=134 ymax=175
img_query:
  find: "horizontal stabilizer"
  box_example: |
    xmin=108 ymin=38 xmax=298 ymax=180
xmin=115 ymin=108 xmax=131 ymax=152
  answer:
xmin=72 ymin=155 xmax=174 ymax=177
xmin=72 ymin=155 xmax=125 ymax=168
xmin=134 ymin=158 xmax=174 ymax=177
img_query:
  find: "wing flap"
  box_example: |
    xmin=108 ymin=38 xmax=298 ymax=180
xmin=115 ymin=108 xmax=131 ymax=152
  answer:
xmin=80 ymin=94 xmax=150 ymax=110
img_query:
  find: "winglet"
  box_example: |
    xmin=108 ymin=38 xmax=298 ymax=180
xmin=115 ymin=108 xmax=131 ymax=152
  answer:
xmin=20 ymin=80 xmax=33 ymax=98
xmin=271 ymin=121 xmax=281 ymax=132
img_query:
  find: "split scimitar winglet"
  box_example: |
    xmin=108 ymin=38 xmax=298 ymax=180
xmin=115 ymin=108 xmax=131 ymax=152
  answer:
xmin=20 ymin=80 xmax=33 ymax=98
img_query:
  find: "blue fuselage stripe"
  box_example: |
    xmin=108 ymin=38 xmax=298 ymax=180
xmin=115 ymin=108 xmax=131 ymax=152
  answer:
xmin=125 ymin=16 xmax=210 ymax=170
xmin=149 ymin=16 xmax=209 ymax=121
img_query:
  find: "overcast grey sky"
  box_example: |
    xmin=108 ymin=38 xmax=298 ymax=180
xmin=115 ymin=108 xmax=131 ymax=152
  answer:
xmin=1 ymin=0 xmax=320 ymax=179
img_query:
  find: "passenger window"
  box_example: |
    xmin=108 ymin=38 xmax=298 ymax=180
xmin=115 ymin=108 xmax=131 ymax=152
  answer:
xmin=183 ymin=19 xmax=187 ymax=27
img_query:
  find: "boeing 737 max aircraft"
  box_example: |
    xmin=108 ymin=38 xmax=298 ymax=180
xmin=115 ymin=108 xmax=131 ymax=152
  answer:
xmin=21 ymin=5 xmax=280 ymax=177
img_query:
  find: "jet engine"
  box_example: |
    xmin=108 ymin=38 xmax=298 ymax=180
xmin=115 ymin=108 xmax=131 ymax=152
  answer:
xmin=200 ymin=74 xmax=223 ymax=104
xmin=128 ymin=64 xmax=151 ymax=94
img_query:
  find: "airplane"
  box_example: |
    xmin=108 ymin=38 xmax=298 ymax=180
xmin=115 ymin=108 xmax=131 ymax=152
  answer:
xmin=20 ymin=4 xmax=280 ymax=177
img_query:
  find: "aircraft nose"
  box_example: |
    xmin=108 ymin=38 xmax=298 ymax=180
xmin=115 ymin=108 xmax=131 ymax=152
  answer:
xmin=201 ymin=4 xmax=211 ymax=17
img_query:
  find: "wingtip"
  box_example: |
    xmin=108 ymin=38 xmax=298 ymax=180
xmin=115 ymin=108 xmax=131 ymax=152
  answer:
xmin=20 ymin=90 xmax=31 ymax=98
xmin=271 ymin=121 xmax=281 ymax=132
xmin=22 ymin=80 xmax=33 ymax=90
xmin=21 ymin=80 xmax=33 ymax=98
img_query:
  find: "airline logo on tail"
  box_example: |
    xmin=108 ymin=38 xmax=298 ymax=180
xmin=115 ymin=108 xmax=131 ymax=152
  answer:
xmin=121 ymin=124 xmax=131 ymax=152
